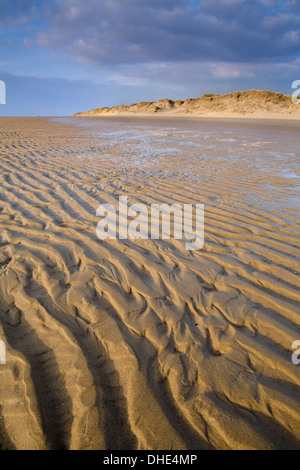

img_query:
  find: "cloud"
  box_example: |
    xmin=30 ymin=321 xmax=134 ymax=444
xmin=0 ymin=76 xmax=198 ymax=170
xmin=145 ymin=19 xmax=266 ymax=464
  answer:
xmin=25 ymin=0 xmax=300 ymax=66
xmin=1 ymin=0 xmax=299 ymax=115
xmin=0 ymin=0 xmax=41 ymax=25
xmin=209 ymin=62 xmax=255 ymax=79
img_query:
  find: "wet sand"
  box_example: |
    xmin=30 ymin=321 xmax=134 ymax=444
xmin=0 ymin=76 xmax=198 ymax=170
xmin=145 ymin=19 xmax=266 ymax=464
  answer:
xmin=0 ymin=116 xmax=300 ymax=450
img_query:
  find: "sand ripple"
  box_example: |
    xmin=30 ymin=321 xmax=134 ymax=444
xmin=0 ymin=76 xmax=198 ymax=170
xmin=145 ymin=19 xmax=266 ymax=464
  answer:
xmin=0 ymin=117 xmax=300 ymax=450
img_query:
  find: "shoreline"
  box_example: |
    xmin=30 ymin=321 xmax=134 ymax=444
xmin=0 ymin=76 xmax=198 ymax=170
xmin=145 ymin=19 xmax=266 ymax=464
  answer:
xmin=70 ymin=114 xmax=300 ymax=128
xmin=73 ymin=112 xmax=300 ymax=121
xmin=2 ymin=114 xmax=300 ymax=128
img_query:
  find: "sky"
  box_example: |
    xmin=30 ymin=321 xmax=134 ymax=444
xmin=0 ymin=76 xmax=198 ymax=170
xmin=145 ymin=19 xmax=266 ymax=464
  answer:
xmin=0 ymin=0 xmax=299 ymax=116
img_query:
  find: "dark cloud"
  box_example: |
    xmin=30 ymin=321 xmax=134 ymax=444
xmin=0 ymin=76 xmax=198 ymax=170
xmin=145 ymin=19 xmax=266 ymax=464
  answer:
xmin=28 ymin=0 xmax=300 ymax=65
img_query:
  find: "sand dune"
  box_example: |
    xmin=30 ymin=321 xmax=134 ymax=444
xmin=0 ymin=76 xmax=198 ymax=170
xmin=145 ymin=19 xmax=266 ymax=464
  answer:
xmin=74 ymin=90 xmax=300 ymax=120
xmin=0 ymin=116 xmax=300 ymax=450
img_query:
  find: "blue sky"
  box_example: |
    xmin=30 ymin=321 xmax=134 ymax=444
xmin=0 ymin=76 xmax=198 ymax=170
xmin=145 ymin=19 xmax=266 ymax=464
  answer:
xmin=0 ymin=0 xmax=299 ymax=116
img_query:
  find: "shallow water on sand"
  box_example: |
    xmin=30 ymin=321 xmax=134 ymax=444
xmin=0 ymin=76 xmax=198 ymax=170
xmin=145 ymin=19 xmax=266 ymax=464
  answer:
xmin=53 ymin=116 xmax=300 ymax=213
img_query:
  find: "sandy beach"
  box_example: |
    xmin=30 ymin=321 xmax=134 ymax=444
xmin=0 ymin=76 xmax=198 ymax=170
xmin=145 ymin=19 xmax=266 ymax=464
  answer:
xmin=0 ymin=116 xmax=300 ymax=450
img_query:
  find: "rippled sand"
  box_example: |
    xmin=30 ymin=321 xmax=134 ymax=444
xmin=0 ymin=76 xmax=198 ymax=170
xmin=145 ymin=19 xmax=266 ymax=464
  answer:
xmin=0 ymin=116 xmax=300 ymax=450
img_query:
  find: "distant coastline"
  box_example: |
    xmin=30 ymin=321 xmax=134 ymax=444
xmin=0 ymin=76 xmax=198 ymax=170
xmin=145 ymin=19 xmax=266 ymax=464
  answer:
xmin=73 ymin=90 xmax=300 ymax=120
